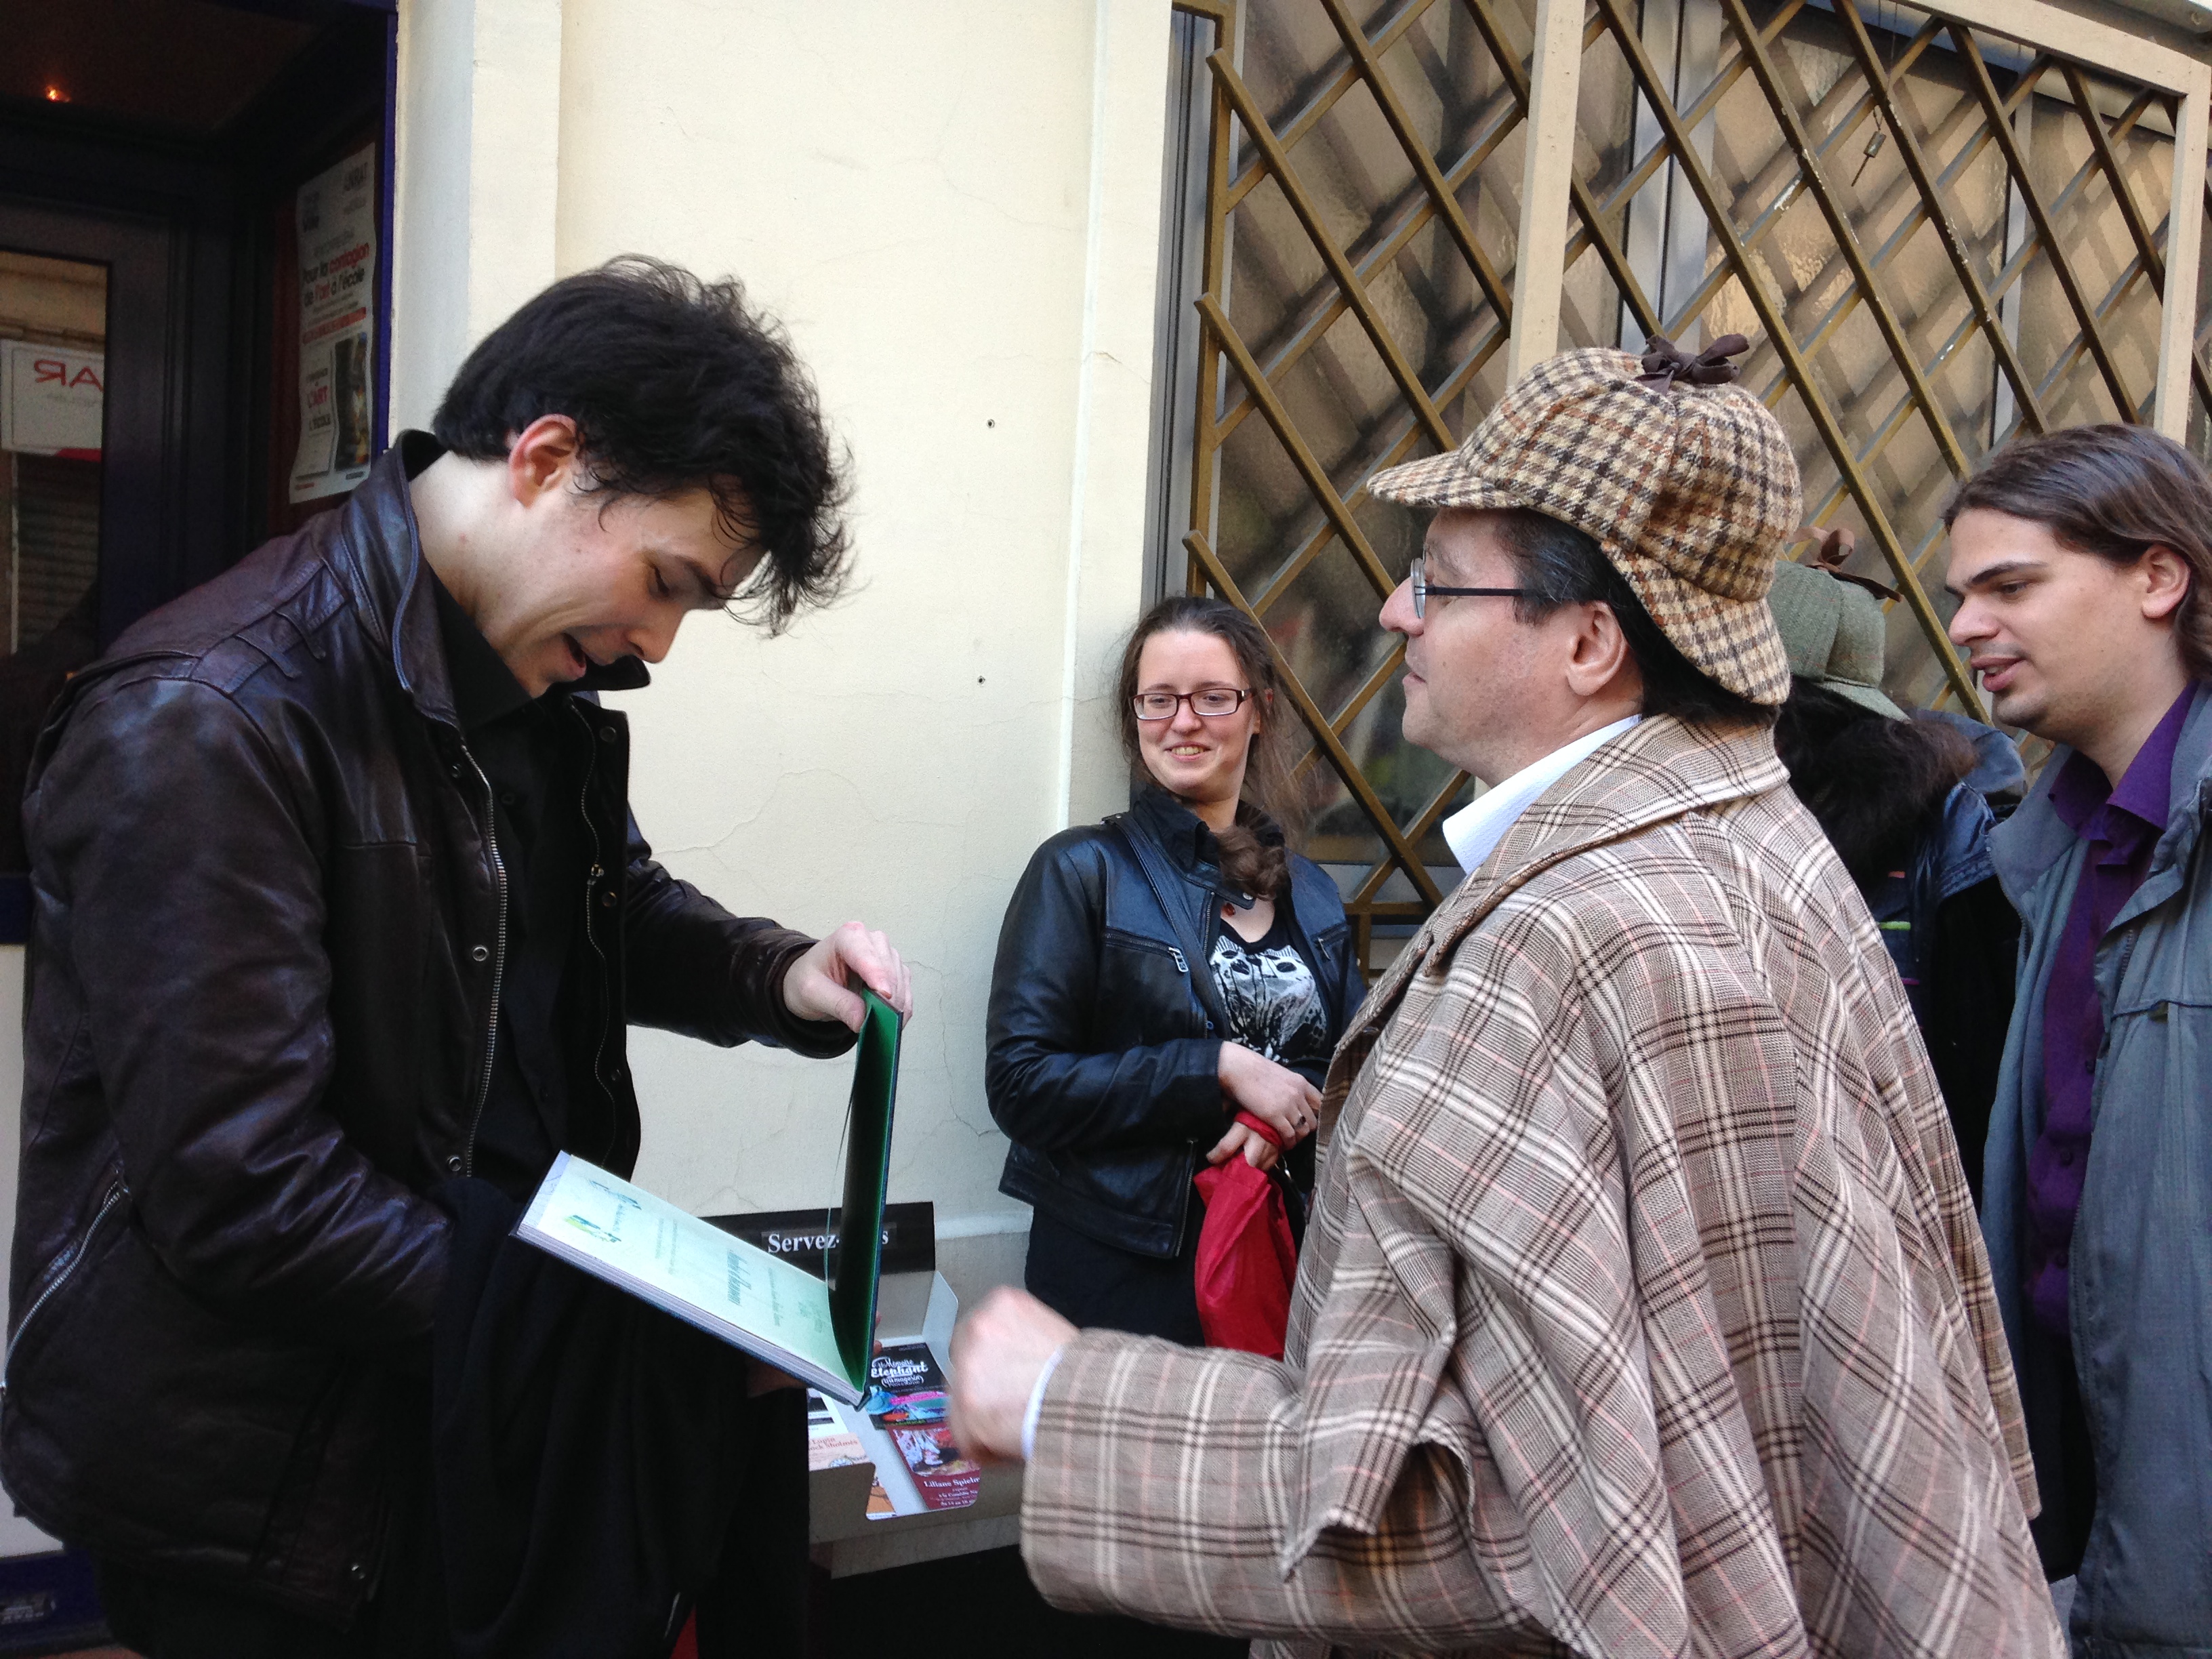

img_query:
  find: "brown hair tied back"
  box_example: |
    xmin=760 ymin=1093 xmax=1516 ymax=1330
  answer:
xmin=1942 ymin=423 xmax=2212 ymax=682
xmin=1115 ymin=595 xmax=1302 ymax=901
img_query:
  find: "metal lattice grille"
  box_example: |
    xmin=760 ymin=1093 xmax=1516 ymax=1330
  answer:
xmin=1171 ymin=0 xmax=2207 ymax=968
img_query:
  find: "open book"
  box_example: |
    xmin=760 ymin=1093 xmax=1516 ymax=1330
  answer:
xmin=513 ymin=988 xmax=901 ymax=1405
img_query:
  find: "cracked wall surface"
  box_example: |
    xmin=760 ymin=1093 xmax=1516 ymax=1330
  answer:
xmin=554 ymin=0 xmax=1172 ymax=1234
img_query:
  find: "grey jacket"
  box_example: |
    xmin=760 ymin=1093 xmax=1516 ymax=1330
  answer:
xmin=1984 ymin=680 xmax=2212 ymax=1657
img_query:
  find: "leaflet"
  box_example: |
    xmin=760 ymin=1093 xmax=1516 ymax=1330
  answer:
xmin=861 ymin=1342 xmax=980 ymax=1513
xmin=513 ymin=988 xmax=902 ymax=1404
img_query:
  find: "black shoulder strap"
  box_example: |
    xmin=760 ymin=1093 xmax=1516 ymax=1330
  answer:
xmin=1110 ymin=813 xmax=1233 ymax=1036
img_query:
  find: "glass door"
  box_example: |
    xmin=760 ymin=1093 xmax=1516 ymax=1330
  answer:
xmin=0 ymin=250 xmax=106 ymax=876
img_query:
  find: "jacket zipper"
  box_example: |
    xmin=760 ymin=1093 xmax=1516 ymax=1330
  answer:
xmin=459 ymin=743 xmax=510 ymax=1178
xmin=2087 ymin=927 xmax=2146 ymax=1115
xmin=1 ymin=1176 xmax=128 ymax=1393
xmin=1172 ymin=892 xmax=1233 ymax=1262
xmin=571 ymin=706 xmax=615 ymax=1109
xmin=2071 ymin=925 xmax=2147 ymax=1356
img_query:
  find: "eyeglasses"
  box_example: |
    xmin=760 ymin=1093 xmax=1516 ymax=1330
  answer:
xmin=1410 ymin=556 xmax=1534 ymax=619
xmin=1132 ymin=687 xmax=1252 ymax=721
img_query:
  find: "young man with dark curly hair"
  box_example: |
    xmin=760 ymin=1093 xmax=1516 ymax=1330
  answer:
xmin=0 ymin=258 xmax=908 ymax=1656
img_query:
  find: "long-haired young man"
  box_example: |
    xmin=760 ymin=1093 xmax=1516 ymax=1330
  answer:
xmin=1944 ymin=424 xmax=2212 ymax=1651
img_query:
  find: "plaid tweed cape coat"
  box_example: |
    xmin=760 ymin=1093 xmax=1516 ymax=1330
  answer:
xmin=1021 ymin=716 xmax=2062 ymax=1658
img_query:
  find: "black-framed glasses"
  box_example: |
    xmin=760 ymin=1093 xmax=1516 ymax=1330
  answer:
xmin=1132 ymin=687 xmax=1252 ymax=721
xmin=1410 ymin=556 xmax=1534 ymax=619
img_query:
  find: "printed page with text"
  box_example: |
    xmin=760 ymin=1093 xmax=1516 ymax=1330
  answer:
xmin=518 ymin=1154 xmax=861 ymax=1400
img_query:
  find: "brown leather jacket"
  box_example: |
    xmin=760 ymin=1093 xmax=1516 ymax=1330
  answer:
xmin=0 ymin=437 xmax=851 ymax=1622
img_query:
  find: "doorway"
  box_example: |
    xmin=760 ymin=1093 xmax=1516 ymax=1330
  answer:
xmin=0 ymin=250 xmax=106 ymax=880
xmin=0 ymin=0 xmax=395 ymax=889
xmin=0 ymin=2 xmax=397 ymax=1645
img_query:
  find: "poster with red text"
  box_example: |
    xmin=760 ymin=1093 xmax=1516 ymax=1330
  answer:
xmin=289 ymin=144 xmax=377 ymax=504
xmin=0 ymin=342 xmax=103 ymax=460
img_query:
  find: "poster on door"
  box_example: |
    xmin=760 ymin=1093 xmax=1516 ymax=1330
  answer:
xmin=0 ymin=341 xmax=104 ymax=460
xmin=289 ymin=143 xmax=377 ymax=504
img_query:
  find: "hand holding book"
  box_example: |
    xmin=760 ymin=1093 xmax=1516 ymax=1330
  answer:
xmin=782 ymin=921 xmax=912 ymax=1029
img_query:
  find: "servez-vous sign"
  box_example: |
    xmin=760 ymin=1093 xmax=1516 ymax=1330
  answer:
xmin=705 ymin=1200 xmax=936 ymax=1281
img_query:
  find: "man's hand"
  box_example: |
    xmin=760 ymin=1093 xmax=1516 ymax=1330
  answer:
xmin=1206 ymin=1119 xmax=1282 ymax=1171
xmin=1218 ymin=1042 xmax=1321 ymax=1147
xmin=947 ymin=1286 xmax=1077 ymax=1465
xmin=782 ymin=921 xmax=912 ymax=1031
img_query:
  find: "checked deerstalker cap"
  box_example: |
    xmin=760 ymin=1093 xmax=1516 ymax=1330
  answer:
xmin=1370 ymin=337 xmax=1803 ymax=705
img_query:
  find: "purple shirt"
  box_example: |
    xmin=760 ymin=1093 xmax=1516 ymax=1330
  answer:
xmin=2024 ymin=687 xmax=2195 ymax=1339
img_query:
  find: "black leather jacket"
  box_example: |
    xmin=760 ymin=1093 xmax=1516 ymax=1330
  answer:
xmin=0 ymin=438 xmax=852 ymax=1622
xmin=987 ymin=787 xmax=1361 ymax=1258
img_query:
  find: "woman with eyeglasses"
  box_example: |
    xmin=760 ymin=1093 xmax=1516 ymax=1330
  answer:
xmin=985 ymin=594 xmax=1364 ymax=1351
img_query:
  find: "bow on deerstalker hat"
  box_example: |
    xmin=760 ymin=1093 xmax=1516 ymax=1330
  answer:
xmin=1370 ymin=336 xmax=1803 ymax=705
xmin=1637 ymin=331 xmax=1751 ymax=389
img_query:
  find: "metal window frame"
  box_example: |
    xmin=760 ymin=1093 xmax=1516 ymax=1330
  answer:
xmin=1162 ymin=0 xmax=2212 ymax=963
xmin=1525 ymin=0 xmax=2210 ymax=431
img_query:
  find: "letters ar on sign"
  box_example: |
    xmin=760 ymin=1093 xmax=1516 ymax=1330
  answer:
xmin=0 ymin=340 xmax=104 ymax=460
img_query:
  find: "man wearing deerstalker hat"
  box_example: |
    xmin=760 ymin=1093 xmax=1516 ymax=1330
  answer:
xmin=949 ymin=340 xmax=2062 ymax=1657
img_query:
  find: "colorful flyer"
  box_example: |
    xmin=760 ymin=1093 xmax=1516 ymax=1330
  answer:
xmin=289 ymin=144 xmax=377 ymax=504
xmin=861 ymin=1343 xmax=980 ymax=1511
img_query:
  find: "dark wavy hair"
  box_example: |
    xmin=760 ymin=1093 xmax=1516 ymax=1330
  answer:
xmin=1942 ymin=424 xmax=2212 ymax=680
xmin=431 ymin=255 xmax=849 ymax=633
xmin=1773 ymin=678 xmax=1974 ymax=883
xmin=1115 ymin=595 xmax=1302 ymax=901
xmin=1494 ymin=509 xmax=1779 ymax=726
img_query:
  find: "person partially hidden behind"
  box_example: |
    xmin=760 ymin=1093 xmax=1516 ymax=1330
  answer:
xmin=1943 ymin=423 xmax=2212 ymax=1650
xmin=1766 ymin=550 xmax=2024 ymax=1203
xmin=1 ymin=259 xmax=909 ymax=1658
xmin=950 ymin=340 xmax=2063 ymax=1656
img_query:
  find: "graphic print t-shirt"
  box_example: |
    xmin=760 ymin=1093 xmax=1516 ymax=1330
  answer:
xmin=1208 ymin=905 xmax=1330 ymax=1071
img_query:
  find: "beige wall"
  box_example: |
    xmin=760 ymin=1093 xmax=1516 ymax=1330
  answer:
xmin=393 ymin=0 xmax=1174 ymax=1258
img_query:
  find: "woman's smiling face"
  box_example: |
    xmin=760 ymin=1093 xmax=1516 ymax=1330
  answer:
xmin=1132 ymin=629 xmax=1261 ymax=810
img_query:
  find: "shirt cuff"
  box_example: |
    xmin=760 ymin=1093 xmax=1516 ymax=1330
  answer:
xmin=1019 ymin=1344 xmax=1067 ymax=1463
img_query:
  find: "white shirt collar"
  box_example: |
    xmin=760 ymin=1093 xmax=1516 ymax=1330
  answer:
xmin=1441 ymin=715 xmax=1642 ymax=874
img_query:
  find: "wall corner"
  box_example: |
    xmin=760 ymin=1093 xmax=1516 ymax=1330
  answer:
xmin=390 ymin=0 xmax=563 ymax=432
xmin=1059 ymin=0 xmax=1177 ymax=831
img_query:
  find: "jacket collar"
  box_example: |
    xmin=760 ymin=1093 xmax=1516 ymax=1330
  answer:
xmin=330 ymin=434 xmax=651 ymax=731
xmin=1359 ymin=716 xmax=1787 ymax=1017
xmin=1127 ymin=784 xmax=1231 ymax=883
xmin=1441 ymin=714 xmax=1641 ymax=872
xmin=1988 ymin=680 xmax=2212 ymax=921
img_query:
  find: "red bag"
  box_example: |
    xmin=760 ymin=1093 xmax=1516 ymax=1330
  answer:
xmin=1191 ymin=1120 xmax=1299 ymax=1359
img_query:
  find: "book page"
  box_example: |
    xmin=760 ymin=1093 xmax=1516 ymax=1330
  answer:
xmin=527 ymin=1158 xmax=852 ymax=1385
